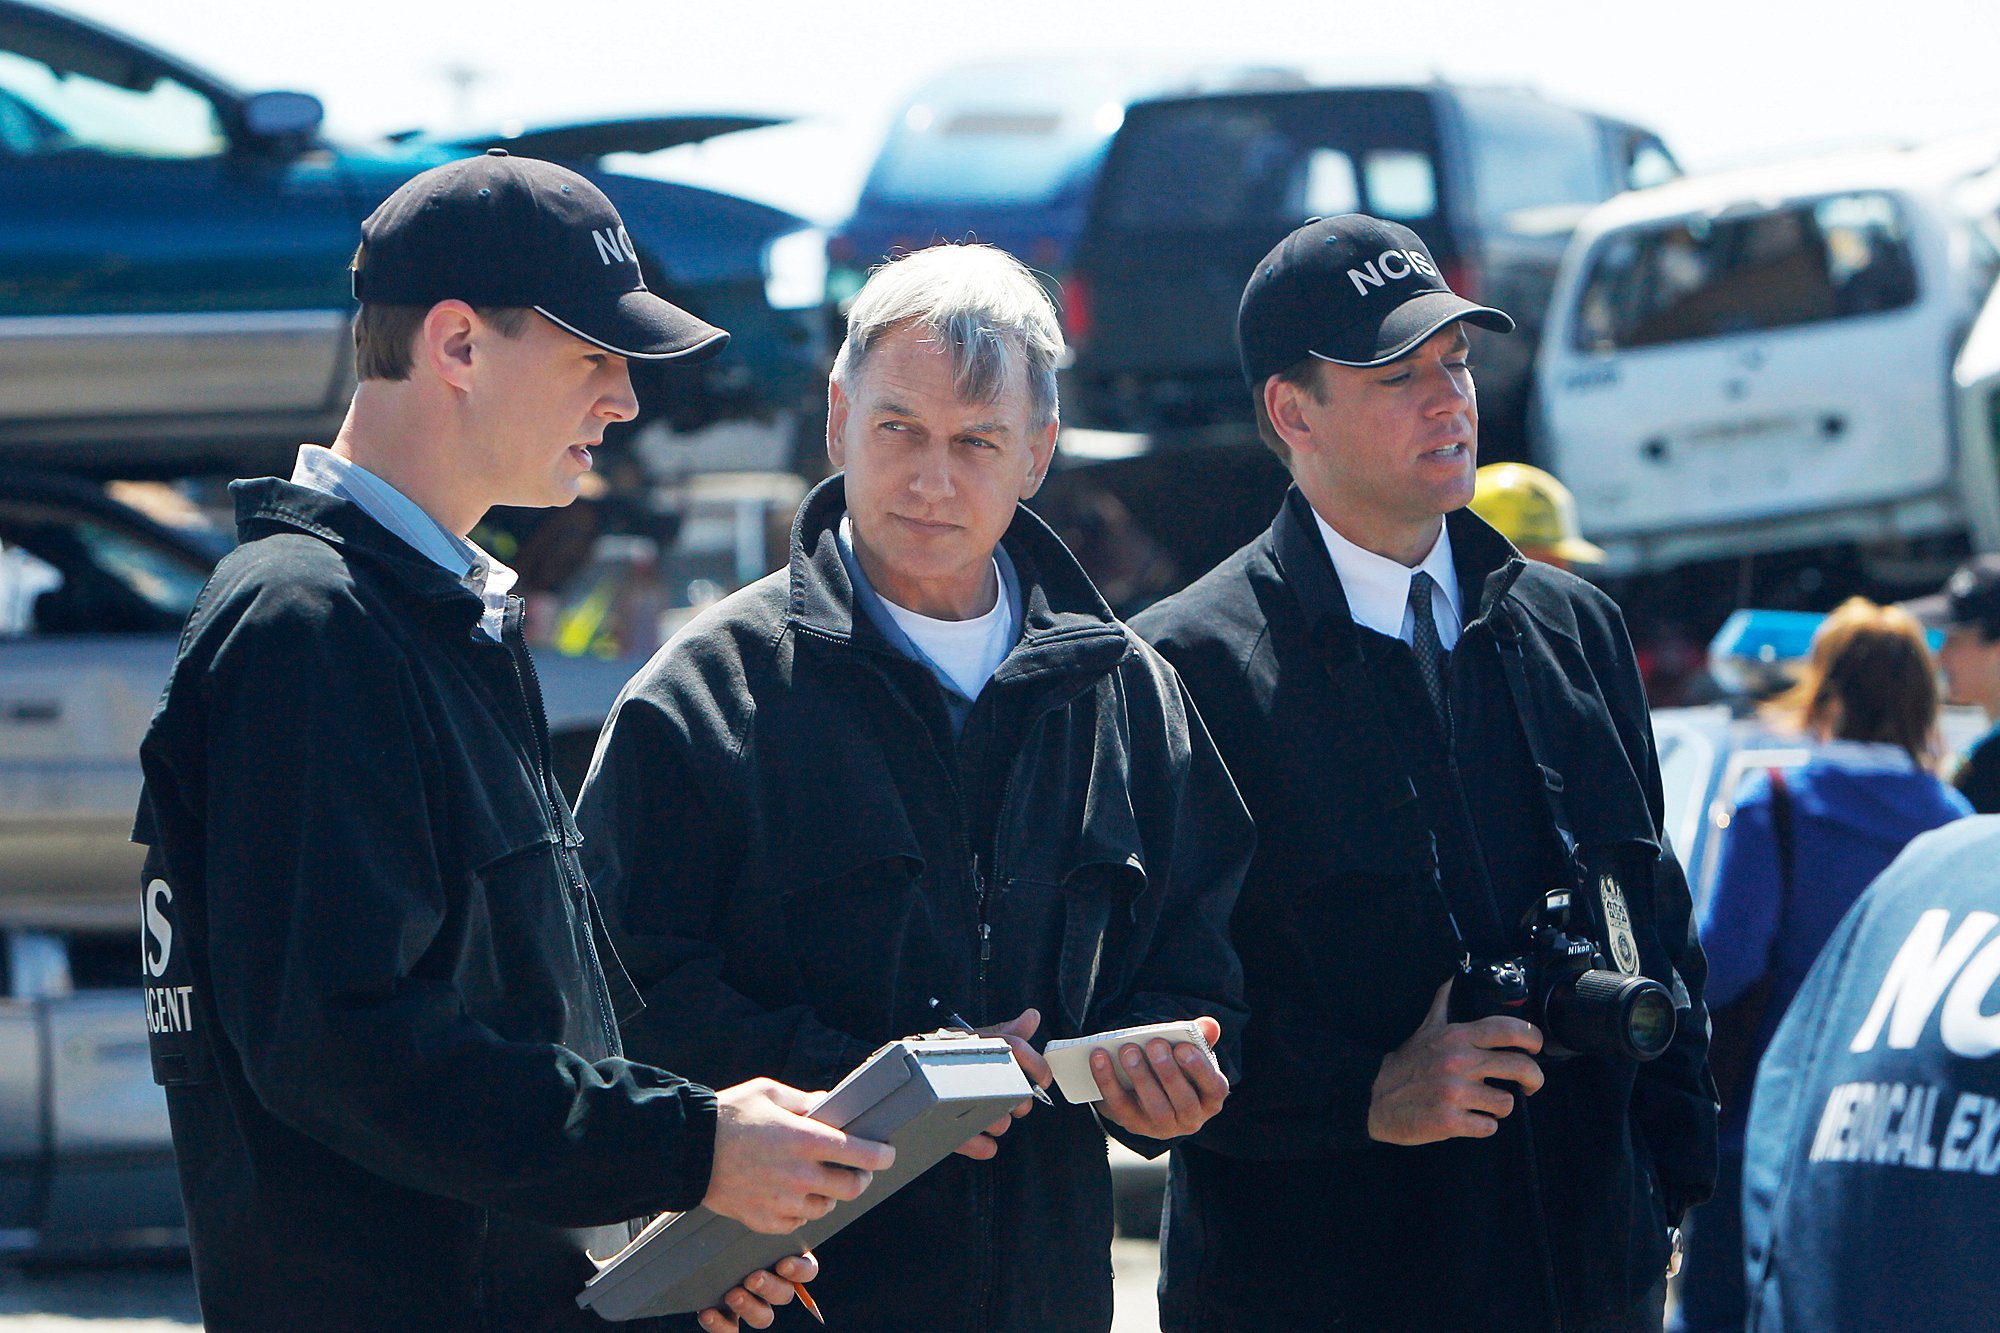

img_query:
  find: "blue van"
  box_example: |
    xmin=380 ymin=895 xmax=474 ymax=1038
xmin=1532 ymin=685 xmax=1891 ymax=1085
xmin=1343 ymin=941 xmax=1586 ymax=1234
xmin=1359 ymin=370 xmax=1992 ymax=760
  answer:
xmin=827 ymin=57 xmax=1300 ymax=303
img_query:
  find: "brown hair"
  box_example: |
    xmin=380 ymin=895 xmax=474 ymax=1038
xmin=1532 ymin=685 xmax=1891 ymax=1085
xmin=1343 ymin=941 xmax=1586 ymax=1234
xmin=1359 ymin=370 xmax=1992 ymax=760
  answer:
xmin=1252 ymin=356 xmax=1327 ymax=467
xmin=1764 ymin=597 xmax=1941 ymax=765
xmin=352 ymin=303 xmax=532 ymax=381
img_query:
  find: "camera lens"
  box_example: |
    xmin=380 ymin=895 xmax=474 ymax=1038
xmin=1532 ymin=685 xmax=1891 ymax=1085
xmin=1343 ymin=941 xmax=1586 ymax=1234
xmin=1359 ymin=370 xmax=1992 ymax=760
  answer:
xmin=1624 ymin=987 xmax=1677 ymax=1060
xmin=1546 ymin=970 xmax=1678 ymax=1062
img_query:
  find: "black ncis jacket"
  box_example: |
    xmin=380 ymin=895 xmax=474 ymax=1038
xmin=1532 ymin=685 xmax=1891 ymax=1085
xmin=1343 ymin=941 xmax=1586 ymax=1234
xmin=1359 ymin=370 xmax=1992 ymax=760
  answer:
xmin=1132 ymin=489 xmax=1717 ymax=1333
xmin=133 ymin=481 xmax=717 ymax=1333
xmin=576 ymin=477 xmax=1252 ymax=1333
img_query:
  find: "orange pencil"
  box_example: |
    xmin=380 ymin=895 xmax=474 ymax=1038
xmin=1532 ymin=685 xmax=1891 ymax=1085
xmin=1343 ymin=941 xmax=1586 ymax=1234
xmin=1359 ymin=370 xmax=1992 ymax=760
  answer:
xmin=790 ymin=1251 xmax=825 ymax=1325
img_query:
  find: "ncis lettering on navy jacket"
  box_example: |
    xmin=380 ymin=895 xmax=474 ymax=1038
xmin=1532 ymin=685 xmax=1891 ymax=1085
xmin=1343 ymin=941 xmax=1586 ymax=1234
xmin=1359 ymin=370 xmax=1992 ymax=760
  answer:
xmin=133 ymin=480 xmax=716 ymax=1333
xmin=1743 ymin=815 xmax=2000 ymax=1333
xmin=576 ymin=476 xmax=1252 ymax=1333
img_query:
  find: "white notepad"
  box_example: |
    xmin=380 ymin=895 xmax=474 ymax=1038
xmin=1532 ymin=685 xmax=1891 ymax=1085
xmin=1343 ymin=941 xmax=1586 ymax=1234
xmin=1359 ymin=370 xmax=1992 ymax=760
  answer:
xmin=1044 ymin=1021 xmax=1221 ymax=1104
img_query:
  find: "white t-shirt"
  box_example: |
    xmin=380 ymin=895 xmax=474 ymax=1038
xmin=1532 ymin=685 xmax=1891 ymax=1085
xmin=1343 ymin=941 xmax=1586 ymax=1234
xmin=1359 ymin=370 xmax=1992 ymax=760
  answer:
xmin=877 ymin=567 xmax=1017 ymax=702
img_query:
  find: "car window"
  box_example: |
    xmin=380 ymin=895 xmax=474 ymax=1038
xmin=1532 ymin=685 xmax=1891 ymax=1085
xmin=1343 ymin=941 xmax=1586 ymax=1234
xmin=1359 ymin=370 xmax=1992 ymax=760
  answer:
xmin=1365 ymin=149 xmax=1437 ymax=220
xmin=1458 ymin=91 xmax=1611 ymax=230
xmin=0 ymin=541 xmax=62 ymax=634
xmin=1301 ymin=148 xmax=1358 ymax=216
xmin=1102 ymin=93 xmax=1441 ymax=234
xmin=0 ymin=498 xmax=209 ymax=636
xmin=1627 ymin=140 xmax=1679 ymax=192
xmin=864 ymin=102 xmax=1109 ymax=208
xmin=1570 ymin=192 xmax=1921 ymax=352
xmin=0 ymin=45 xmax=223 ymax=161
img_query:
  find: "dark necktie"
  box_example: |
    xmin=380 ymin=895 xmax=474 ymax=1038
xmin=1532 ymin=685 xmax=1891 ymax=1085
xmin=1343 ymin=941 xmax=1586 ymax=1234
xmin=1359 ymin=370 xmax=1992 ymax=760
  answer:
xmin=1407 ymin=570 xmax=1449 ymax=727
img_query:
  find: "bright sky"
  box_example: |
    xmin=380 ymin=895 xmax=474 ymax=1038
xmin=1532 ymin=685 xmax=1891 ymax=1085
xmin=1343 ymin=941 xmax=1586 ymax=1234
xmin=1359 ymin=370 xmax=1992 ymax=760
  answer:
xmin=52 ymin=0 xmax=2000 ymax=224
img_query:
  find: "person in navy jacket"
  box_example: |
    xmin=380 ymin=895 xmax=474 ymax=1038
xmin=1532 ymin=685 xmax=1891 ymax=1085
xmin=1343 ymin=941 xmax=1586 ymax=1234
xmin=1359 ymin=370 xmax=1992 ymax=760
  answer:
xmin=1677 ymin=598 xmax=1970 ymax=1332
xmin=1741 ymin=815 xmax=2000 ymax=1331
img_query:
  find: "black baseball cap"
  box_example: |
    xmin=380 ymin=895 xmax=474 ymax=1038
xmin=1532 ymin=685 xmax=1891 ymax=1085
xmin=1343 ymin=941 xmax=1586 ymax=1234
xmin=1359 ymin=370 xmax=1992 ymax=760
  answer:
xmin=351 ymin=149 xmax=729 ymax=362
xmin=1903 ymin=555 xmax=2000 ymax=638
xmin=1237 ymin=214 xmax=1513 ymax=388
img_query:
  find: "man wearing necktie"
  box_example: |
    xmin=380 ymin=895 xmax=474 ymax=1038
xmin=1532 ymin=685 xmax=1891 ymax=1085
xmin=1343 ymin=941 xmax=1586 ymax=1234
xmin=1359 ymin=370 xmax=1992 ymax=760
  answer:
xmin=1133 ymin=215 xmax=1717 ymax=1333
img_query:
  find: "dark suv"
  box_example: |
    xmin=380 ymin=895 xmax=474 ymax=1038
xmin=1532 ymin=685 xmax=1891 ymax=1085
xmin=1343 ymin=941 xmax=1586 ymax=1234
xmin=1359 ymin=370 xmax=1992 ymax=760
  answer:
xmin=1062 ymin=83 xmax=1678 ymax=458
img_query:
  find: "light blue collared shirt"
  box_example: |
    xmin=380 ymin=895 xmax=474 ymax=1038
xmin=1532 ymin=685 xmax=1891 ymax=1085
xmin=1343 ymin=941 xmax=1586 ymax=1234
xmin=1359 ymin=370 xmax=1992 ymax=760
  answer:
xmin=290 ymin=444 xmax=517 ymax=643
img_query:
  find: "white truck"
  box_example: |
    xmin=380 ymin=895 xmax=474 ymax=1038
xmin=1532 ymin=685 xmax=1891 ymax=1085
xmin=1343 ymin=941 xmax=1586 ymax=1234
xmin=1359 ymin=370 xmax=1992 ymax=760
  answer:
xmin=1534 ymin=134 xmax=2000 ymax=585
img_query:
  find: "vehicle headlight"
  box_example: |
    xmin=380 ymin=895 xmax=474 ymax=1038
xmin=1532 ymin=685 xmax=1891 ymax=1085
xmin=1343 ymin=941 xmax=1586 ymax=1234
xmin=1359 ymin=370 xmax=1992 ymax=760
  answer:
xmin=764 ymin=227 xmax=828 ymax=310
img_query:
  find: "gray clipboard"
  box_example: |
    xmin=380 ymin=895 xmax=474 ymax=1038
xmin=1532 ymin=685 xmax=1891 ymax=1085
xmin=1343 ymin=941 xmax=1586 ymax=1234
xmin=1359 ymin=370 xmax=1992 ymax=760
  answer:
xmin=577 ymin=1031 xmax=1032 ymax=1321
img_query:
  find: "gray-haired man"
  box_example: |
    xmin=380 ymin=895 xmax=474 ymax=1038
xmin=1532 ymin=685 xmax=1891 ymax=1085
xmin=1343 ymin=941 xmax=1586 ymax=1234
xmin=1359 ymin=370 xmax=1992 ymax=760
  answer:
xmin=577 ymin=243 xmax=1251 ymax=1331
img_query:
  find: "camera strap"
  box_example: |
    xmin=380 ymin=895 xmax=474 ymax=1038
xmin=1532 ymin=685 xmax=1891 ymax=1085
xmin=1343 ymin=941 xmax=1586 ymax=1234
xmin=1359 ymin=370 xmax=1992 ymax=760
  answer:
xmin=1319 ymin=627 xmax=1477 ymax=964
xmin=1487 ymin=606 xmax=1647 ymax=977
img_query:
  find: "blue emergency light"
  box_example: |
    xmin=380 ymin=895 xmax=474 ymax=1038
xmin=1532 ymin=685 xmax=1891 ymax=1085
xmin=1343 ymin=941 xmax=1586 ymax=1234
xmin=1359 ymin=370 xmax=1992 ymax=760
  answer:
xmin=1707 ymin=608 xmax=1946 ymax=696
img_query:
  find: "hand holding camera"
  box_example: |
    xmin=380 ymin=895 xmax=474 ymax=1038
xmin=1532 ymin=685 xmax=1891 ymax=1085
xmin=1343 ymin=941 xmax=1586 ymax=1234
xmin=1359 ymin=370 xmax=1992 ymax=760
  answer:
xmin=1368 ymin=978 xmax=1547 ymax=1145
xmin=1448 ymin=889 xmax=1677 ymax=1064
xmin=1370 ymin=887 xmax=1682 ymax=1148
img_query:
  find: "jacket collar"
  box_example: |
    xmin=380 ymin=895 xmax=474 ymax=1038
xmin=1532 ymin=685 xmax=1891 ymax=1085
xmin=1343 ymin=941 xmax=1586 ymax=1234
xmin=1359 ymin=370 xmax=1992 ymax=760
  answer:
xmin=1268 ymin=484 xmax=1529 ymax=656
xmin=786 ymin=475 xmax=1129 ymax=679
xmin=231 ymin=477 xmax=488 ymax=620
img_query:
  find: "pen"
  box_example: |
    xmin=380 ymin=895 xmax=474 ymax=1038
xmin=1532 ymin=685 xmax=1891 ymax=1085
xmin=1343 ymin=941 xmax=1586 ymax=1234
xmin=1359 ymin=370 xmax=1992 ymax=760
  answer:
xmin=928 ymin=998 xmax=1055 ymax=1106
xmin=789 ymin=1251 xmax=825 ymax=1325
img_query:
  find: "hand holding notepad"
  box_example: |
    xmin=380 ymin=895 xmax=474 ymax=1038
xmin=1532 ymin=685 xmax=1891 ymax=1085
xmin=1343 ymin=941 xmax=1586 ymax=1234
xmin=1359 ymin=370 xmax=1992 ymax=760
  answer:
xmin=1044 ymin=1018 xmax=1228 ymax=1128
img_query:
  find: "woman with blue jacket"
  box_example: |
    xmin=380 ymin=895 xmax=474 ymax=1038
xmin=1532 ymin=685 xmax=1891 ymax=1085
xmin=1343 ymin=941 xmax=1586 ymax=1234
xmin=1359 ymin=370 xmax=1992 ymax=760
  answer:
xmin=1675 ymin=597 xmax=1972 ymax=1332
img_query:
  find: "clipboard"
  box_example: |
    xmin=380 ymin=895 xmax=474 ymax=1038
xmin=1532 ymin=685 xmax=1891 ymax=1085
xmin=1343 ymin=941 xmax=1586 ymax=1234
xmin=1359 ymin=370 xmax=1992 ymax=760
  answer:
xmin=577 ymin=1031 xmax=1032 ymax=1321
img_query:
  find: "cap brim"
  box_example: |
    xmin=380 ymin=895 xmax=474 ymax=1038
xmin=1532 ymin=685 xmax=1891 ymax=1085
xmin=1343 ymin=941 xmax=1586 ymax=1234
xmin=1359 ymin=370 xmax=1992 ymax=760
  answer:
xmin=534 ymin=288 xmax=730 ymax=362
xmin=1551 ymin=536 xmax=1607 ymax=565
xmin=1309 ymin=290 xmax=1515 ymax=369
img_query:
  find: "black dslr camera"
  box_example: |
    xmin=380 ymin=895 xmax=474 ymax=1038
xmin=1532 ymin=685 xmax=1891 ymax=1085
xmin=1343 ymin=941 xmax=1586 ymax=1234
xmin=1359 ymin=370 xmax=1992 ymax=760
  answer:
xmin=1448 ymin=889 xmax=1676 ymax=1062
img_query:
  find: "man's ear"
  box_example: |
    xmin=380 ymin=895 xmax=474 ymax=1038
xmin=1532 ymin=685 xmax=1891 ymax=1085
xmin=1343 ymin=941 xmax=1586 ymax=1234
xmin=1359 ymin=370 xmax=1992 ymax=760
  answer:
xmin=1021 ymin=418 xmax=1059 ymax=500
xmin=826 ymin=377 xmax=850 ymax=469
xmin=1265 ymin=374 xmax=1319 ymax=459
xmin=421 ymin=300 xmax=480 ymax=390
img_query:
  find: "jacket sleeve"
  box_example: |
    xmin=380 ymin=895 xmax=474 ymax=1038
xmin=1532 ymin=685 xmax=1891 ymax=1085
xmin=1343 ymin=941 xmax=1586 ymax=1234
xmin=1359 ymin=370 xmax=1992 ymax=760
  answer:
xmin=1177 ymin=912 xmax=1391 ymax=1159
xmin=1095 ymin=673 xmax=1254 ymax=1158
xmin=575 ymin=687 xmax=879 ymax=1094
xmin=191 ymin=584 xmax=716 ymax=1229
xmin=1133 ymin=628 xmax=1389 ymax=1160
xmin=1700 ymin=773 xmax=1782 ymax=1010
xmin=1590 ymin=596 xmax=1719 ymax=1223
xmin=1637 ymin=834 xmax=1720 ymax=1221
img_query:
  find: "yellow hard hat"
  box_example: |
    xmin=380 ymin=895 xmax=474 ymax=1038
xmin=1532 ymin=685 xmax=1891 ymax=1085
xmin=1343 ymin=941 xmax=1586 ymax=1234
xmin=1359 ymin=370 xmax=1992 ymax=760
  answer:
xmin=1470 ymin=463 xmax=1605 ymax=566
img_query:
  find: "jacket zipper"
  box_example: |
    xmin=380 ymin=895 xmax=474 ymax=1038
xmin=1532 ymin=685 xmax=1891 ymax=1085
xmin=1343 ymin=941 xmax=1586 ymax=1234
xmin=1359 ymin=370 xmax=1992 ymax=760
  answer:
xmin=840 ymin=633 xmax=1094 ymax=1333
xmin=503 ymin=607 xmax=620 ymax=1058
xmin=1445 ymin=618 xmax=1568 ymax=1331
xmin=971 ymin=749 xmax=1022 ymax=1333
xmin=854 ymin=654 xmax=1018 ymax=1333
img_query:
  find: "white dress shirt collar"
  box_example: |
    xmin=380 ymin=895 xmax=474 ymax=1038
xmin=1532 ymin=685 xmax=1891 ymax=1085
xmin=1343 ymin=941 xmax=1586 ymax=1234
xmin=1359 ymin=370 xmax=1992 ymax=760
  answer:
xmin=1313 ymin=509 xmax=1463 ymax=650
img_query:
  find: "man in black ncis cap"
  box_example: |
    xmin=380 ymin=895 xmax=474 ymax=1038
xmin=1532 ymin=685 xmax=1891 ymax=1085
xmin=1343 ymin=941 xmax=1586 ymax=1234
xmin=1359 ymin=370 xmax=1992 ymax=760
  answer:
xmin=132 ymin=151 xmax=894 ymax=1333
xmin=1133 ymin=215 xmax=1716 ymax=1333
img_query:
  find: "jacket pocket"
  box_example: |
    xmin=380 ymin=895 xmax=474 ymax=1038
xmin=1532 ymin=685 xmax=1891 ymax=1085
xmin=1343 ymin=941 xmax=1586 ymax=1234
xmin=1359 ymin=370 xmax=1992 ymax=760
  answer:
xmin=1052 ymin=854 xmax=1148 ymax=1031
xmin=459 ymin=834 xmax=603 ymax=1054
xmin=775 ymin=826 xmax=932 ymax=1042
